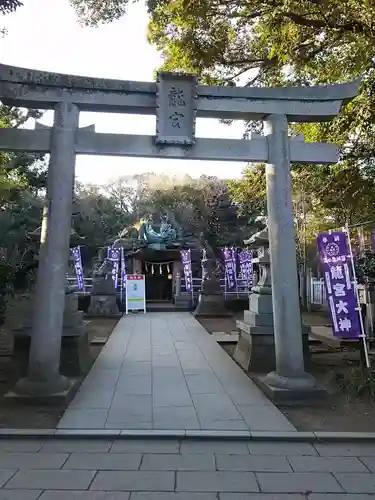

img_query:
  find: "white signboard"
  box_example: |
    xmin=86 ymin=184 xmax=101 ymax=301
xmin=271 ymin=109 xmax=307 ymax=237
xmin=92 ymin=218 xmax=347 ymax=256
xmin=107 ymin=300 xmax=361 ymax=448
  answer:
xmin=125 ymin=274 xmax=146 ymax=314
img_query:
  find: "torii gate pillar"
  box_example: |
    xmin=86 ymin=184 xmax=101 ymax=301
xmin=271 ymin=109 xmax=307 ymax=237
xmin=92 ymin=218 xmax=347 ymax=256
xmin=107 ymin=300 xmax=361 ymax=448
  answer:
xmin=13 ymin=102 xmax=79 ymax=398
xmin=261 ymin=114 xmax=316 ymax=401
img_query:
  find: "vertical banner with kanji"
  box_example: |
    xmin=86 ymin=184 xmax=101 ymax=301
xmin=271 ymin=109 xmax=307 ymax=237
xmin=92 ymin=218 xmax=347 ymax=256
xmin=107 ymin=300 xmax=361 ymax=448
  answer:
xmin=180 ymin=249 xmax=193 ymax=291
xmin=238 ymin=250 xmax=253 ymax=288
xmin=107 ymin=247 xmax=120 ymax=289
xmin=120 ymin=247 xmax=126 ymax=301
xmin=223 ymin=247 xmax=237 ymax=290
xmin=71 ymin=246 xmax=85 ymax=291
xmin=371 ymin=232 xmax=375 ymax=250
xmin=317 ymin=232 xmax=361 ymax=339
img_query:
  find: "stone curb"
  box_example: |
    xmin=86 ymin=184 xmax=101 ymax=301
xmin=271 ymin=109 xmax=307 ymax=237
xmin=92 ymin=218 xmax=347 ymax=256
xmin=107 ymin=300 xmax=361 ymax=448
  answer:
xmin=0 ymin=429 xmax=375 ymax=442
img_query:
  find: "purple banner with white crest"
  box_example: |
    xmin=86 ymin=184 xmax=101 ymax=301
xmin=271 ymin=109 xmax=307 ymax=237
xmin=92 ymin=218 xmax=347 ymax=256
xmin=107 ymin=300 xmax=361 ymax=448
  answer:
xmin=71 ymin=246 xmax=85 ymax=291
xmin=317 ymin=232 xmax=361 ymax=339
xmin=371 ymin=232 xmax=375 ymax=250
xmin=120 ymin=247 xmax=126 ymax=300
xmin=223 ymin=247 xmax=237 ymax=290
xmin=180 ymin=249 xmax=193 ymax=291
xmin=107 ymin=247 xmax=120 ymax=289
xmin=238 ymin=250 xmax=253 ymax=287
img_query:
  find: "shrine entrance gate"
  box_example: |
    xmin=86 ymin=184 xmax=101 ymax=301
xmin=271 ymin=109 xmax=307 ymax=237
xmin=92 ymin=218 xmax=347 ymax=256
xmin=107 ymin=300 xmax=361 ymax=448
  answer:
xmin=0 ymin=65 xmax=359 ymax=397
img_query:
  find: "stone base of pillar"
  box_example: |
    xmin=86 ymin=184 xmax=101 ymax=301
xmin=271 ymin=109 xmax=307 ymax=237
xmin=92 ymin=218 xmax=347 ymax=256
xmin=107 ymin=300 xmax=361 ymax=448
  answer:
xmin=234 ymin=319 xmax=312 ymax=373
xmin=5 ymin=371 xmax=79 ymax=405
xmin=255 ymin=371 xmax=327 ymax=405
xmin=193 ymin=294 xmax=231 ymax=317
xmin=87 ymin=295 xmax=121 ymax=317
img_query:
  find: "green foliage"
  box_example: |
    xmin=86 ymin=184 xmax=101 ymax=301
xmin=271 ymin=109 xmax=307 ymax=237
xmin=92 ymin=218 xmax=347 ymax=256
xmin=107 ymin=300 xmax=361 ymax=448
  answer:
xmin=334 ymin=367 xmax=375 ymax=400
xmin=147 ymin=0 xmax=375 ymax=86
xmin=0 ymin=104 xmax=47 ymax=318
xmin=228 ymin=164 xmax=267 ymax=217
xmin=69 ymin=0 xmax=131 ymax=26
xmin=354 ymin=251 xmax=375 ymax=284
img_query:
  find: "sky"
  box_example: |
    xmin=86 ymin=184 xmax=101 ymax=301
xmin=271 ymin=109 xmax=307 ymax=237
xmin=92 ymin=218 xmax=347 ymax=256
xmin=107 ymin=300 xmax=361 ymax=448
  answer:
xmin=0 ymin=0 xmax=248 ymax=185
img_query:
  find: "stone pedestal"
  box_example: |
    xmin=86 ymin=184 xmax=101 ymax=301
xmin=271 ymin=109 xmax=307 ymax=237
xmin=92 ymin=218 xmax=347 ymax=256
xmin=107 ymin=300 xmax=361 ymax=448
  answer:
xmin=87 ymin=278 xmax=121 ymax=317
xmin=174 ymin=291 xmax=192 ymax=311
xmin=193 ymin=271 xmax=230 ymax=317
xmin=11 ymin=291 xmax=92 ymax=379
xmin=193 ymin=293 xmax=230 ymax=317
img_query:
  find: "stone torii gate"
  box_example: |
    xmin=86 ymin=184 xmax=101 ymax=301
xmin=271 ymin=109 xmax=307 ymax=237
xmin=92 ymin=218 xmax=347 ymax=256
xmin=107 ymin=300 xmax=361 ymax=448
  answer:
xmin=0 ymin=65 xmax=359 ymax=399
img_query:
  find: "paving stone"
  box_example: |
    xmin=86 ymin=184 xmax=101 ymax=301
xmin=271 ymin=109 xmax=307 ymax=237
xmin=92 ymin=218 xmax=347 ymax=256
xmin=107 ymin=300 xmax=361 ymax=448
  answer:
xmin=307 ymin=495 xmax=375 ymax=500
xmin=90 ymin=471 xmax=174 ymax=491
xmin=256 ymin=472 xmax=343 ymax=493
xmin=185 ymin=431 xmax=250 ymax=438
xmin=106 ymin=421 xmax=153 ymax=430
xmin=58 ymin=430 xmax=121 ymax=437
xmin=110 ymin=439 xmax=180 ymax=454
xmin=107 ymin=406 xmax=152 ymax=424
xmin=116 ymin=376 xmax=152 ymax=396
xmin=192 ymin=394 xmax=242 ymax=421
xmin=130 ymin=495 xmax=216 ymax=500
xmin=176 ymin=471 xmax=258 ymax=492
xmin=216 ymin=454 xmax=292 ymax=472
xmin=64 ymin=453 xmax=142 ymax=470
xmin=247 ymin=442 xmax=317 ymax=456
xmin=141 ymin=453 xmax=215 ymax=470
xmin=121 ymin=361 xmax=151 ymax=376
xmin=334 ymin=473 xmax=375 ymax=493
xmin=219 ymin=495 xmax=305 ymax=500
xmin=153 ymin=395 xmax=193 ymax=407
xmin=0 ymin=452 xmax=68 ymax=469
xmin=58 ymin=409 xmax=108 ymax=429
xmin=184 ymin=375 xmax=225 ymax=394
xmin=40 ymin=440 xmax=112 ymax=453
xmin=0 ymin=441 xmax=42 ymax=453
xmin=358 ymin=456 xmax=375 ymax=472
xmin=180 ymin=440 xmax=249 ymax=455
xmin=199 ymin=420 xmax=249 ymax=431
xmin=40 ymin=493 xmax=130 ymax=500
xmin=287 ymin=455 xmax=369 ymax=473
xmin=5 ymin=470 xmax=96 ymax=490
xmin=153 ymin=407 xmax=200 ymax=430
xmin=0 ymin=491 xmax=42 ymax=500
xmin=237 ymin=406 xmax=296 ymax=432
xmin=69 ymin=392 xmax=115 ymax=410
xmin=314 ymin=443 xmax=375 ymax=457
xmin=0 ymin=470 xmax=17 ymax=487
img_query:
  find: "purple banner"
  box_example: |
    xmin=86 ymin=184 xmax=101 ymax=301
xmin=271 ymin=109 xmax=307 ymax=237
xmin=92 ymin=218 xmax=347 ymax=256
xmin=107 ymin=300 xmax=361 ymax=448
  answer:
xmin=371 ymin=232 xmax=375 ymax=250
xmin=223 ymin=247 xmax=237 ymax=290
xmin=238 ymin=250 xmax=253 ymax=287
xmin=317 ymin=232 xmax=361 ymax=339
xmin=71 ymin=246 xmax=84 ymax=291
xmin=107 ymin=247 xmax=120 ymax=289
xmin=180 ymin=249 xmax=193 ymax=291
xmin=120 ymin=247 xmax=126 ymax=300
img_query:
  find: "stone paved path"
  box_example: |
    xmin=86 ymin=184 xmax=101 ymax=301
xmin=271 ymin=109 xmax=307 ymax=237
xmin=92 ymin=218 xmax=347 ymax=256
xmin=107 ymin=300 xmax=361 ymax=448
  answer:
xmin=0 ymin=437 xmax=374 ymax=497
xmin=59 ymin=312 xmax=294 ymax=432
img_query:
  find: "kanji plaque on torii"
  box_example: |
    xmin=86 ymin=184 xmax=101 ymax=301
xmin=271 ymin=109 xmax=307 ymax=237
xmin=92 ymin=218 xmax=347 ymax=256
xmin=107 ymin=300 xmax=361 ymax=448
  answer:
xmin=155 ymin=72 xmax=198 ymax=145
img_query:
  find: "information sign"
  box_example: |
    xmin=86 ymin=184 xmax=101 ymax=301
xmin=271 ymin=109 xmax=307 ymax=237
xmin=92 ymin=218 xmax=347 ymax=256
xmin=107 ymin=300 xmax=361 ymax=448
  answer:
xmin=125 ymin=274 xmax=146 ymax=314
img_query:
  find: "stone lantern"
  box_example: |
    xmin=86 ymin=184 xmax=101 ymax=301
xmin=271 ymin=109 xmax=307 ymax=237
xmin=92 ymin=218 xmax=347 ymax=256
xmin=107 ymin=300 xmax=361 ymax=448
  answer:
xmin=235 ymin=227 xmax=311 ymax=373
